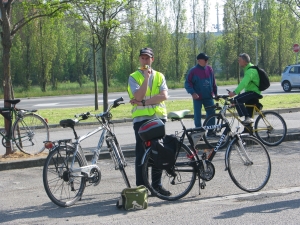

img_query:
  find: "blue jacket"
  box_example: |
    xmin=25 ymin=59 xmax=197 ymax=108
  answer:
xmin=184 ymin=64 xmax=218 ymax=100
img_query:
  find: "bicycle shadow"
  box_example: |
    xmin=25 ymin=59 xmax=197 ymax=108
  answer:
xmin=213 ymin=198 xmax=300 ymax=219
xmin=0 ymin=189 xmax=214 ymax=224
xmin=0 ymin=197 xmax=128 ymax=224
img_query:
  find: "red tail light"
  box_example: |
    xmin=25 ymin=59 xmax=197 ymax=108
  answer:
xmin=45 ymin=141 xmax=53 ymax=149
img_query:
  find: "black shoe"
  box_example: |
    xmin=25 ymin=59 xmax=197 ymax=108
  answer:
xmin=154 ymin=186 xmax=171 ymax=196
xmin=241 ymin=129 xmax=250 ymax=134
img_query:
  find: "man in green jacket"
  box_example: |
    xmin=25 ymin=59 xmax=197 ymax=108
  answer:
xmin=228 ymin=53 xmax=262 ymax=125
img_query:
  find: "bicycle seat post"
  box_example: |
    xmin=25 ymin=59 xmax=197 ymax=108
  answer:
xmin=70 ymin=126 xmax=79 ymax=140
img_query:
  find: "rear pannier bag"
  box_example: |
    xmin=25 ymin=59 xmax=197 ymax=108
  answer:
xmin=150 ymin=134 xmax=179 ymax=170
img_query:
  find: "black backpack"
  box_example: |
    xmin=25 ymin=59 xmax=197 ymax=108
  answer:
xmin=248 ymin=66 xmax=270 ymax=91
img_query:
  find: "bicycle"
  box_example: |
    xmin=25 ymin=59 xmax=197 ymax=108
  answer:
xmin=202 ymin=93 xmax=287 ymax=149
xmin=141 ymin=109 xmax=271 ymax=201
xmin=42 ymin=97 xmax=130 ymax=207
xmin=0 ymin=99 xmax=49 ymax=155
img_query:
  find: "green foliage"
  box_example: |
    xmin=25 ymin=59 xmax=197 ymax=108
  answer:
xmin=2 ymin=0 xmax=300 ymax=96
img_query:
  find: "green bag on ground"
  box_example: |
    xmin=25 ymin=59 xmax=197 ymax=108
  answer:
xmin=116 ymin=185 xmax=148 ymax=210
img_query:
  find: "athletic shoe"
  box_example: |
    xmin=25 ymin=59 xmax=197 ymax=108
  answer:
xmin=241 ymin=117 xmax=254 ymax=125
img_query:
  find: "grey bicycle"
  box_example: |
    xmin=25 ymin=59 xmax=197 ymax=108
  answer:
xmin=42 ymin=97 xmax=130 ymax=207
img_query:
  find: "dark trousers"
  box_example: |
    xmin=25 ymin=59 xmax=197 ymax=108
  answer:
xmin=234 ymin=91 xmax=262 ymax=117
xmin=133 ymin=119 xmax=166 ymax=187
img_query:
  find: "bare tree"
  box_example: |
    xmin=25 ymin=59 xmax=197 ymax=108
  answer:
xmin=75 ymin=0 xmax=134 ymax=111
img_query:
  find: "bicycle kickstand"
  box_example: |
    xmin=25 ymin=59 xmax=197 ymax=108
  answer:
xmin=197 ymin=173 xmax=206 ymax=195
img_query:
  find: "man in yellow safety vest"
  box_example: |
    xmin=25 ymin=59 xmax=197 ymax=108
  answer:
xmin=127 ymin=47 xmax=170 ymax=196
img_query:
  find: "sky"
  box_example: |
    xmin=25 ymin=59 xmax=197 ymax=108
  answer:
xmin=206 ymin=0 xmax=224 ymax=32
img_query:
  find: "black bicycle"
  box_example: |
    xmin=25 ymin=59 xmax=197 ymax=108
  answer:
xmin=141 ymin=109 xmax=271 ymax=201
xmin=0 ymin=99 xmax=49 ymax=155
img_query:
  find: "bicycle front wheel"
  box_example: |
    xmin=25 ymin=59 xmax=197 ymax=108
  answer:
xmin=227 ymin=135 xmax=271 ymax=192
xmin=109 ymin=138 xmax=131 ymax=188
xmin=43 ymin=146 xmax=87 ymax=207
xmin=13 ymin=113 xmax=49 ymax=155
xmin=142 ymin=143 xmax=197 ymax=201
xmin=203 ymin=113 xmax=230 ymax=149
xmin=254 ymin=111 xmax=287 ymax=146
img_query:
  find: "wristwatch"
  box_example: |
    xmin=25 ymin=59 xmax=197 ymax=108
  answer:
xmin=141 ymin=100 xmax=145 ymax=106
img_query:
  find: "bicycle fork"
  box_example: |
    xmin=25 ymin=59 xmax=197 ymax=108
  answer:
xmin=235 ymin=135 xmax=253 ymax=166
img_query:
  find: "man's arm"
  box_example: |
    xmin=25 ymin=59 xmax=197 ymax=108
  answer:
xmin=184 ymin=69 xmax=195 ymax=95
xmin=130 ymin=90 xmax=168 ymax=106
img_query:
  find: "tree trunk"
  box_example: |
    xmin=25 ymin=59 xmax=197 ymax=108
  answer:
xmin=1 ymin=9 xmax=13 ymax=155
xmin=93 ymin=35 xmax=98 ymax=110
xmin=102 ymin=32 xmax=108 ymax=112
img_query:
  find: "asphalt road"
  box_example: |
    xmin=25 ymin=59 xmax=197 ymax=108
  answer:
xmin=0 ymin=140 xmax=300 ymax=224
xmin=3 ymin=82 xmax=299 ymax=110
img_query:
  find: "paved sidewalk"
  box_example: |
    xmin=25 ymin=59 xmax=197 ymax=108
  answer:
xmin=1 ymin=108 xmax=299 ymax=171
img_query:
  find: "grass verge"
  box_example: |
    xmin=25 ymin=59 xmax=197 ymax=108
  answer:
xmin=28 ymin=93 xmax=300 ymax=126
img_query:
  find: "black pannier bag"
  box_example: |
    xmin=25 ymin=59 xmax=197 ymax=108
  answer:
xmin=150 ymin=134 xmax=180 ymax=170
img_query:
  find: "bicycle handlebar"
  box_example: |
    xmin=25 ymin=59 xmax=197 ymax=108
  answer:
xmin=74 ymin=97 xmax=125 ymax=120
xmin=213 ymin=94 xmax=230 ymax=100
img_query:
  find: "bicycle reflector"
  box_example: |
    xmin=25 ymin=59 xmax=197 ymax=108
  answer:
xmin=44 ymin=118 xmax=48 ymax=123
xmin=145 ymin=141 xmax=151 ymax=147
xmin=44 ymin=141 xmax=53 ymax=149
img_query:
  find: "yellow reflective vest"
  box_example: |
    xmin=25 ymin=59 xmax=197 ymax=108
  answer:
xmin=127 ymin=70 xmax=167 ymax=119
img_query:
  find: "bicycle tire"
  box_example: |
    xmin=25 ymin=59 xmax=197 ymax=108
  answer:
xmin=43 ymin=145 xmax=86 ymax=207
xmin=203 ymin=113 xmax=230 ymax=149
xmin=142 ymin=143 xmax=197 ymax=201
xmin=13 ymin=113 xmax=49 ymax=155
xmin=226 ymin=135 xmax=271 ymax=192
xmin=254 ymin=111 xmax=287 ymax=146
xmin=109 ymin=139 xmax=131 ymax=188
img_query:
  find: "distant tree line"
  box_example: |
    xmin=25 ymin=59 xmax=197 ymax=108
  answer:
xmin=1 ymin=0 xmax=300 ymax=94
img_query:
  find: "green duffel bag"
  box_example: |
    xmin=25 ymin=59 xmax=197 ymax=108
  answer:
xmin=116 ymin=185 xmax=148 ymax=210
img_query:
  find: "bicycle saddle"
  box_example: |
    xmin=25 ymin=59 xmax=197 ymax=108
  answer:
xmin=5 ymin=99 xmax=20 ymax=105
xmin=168 ymin=110 xmax=190 ymax=120
xmin=60 ymin=119 xmax=77 ymax=128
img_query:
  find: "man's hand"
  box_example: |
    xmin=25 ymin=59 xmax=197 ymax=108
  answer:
xmin=142 ymin=66 xmax=151 ymax=79
xmin=192 ymin=93 xmax=199 ymax=100
xmin=130 ymin=99 xmax=142 ymax=106
xmin=228 ymin=91 xmax=236 ymax=97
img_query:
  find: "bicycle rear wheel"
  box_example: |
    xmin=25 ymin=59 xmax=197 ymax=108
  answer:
xmin=254 ymin=111 xmax=287 ymax=146
xmin=13 ymin=113 xmax=49 ymax=155
xmin=142 ymin=143 xmax=197 ymax=201
xmin=203 ymin=113 xmax=230 ymax=149
xmin=226 ymin=135 xmax=271 ymax=192
xmin=43 ymin=146 xmax=86 ymax=207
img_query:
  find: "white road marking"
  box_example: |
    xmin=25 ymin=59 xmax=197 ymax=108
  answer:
xmin=35 ymin=103 xmax=59 ymax=106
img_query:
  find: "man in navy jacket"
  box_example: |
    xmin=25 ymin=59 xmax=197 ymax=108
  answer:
xmin=185 ymin=53 xmax=218 ymax=132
